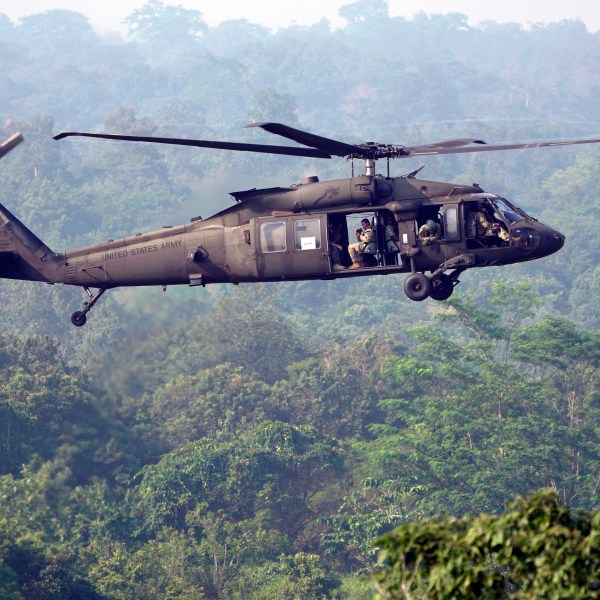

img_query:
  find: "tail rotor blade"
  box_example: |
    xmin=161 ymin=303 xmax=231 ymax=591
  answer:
xmin=0 ymin=132 xmax=24 ymax=160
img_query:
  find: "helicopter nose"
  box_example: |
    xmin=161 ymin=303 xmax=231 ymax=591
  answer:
xmin=555 ymin=231 xmax=565 ymax=249
xmin=538 ymin=226 xmax=565 ymax=257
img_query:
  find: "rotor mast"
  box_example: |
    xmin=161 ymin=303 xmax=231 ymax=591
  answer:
xmin=365 ymin=157 xmax=376 ymax=177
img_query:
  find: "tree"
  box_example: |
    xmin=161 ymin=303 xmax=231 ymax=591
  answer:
xmin=372 ymin=490 xmax=600 ymax=599
xmin=245 ymin=89 xmax=299 ymax=126
xmin=131 ymin=422 xmax=344 ymax=540
xmin=231 ymin=552 xmax=340 ymax=600
xmin=319 ymin=477 xmax=421 ymax=570
xmin=139 ymin=365 xmax=275 ymax=452
xmin=90 ymin=529 xmax=206 ymax=599
xmin=362 ymin=295 xmax=599 ymax=517
xmin=272 ymin=333 xmax=391 ymax=439
xmin=339 ymin=0 xmax=389 ymax=26
xmin=0 ymin=460 xmax=107 ymax=599
xmin=0 ymin=336 xmax=93 ymax=474
xmin=125 ymin=0 xmax=207 ymax=63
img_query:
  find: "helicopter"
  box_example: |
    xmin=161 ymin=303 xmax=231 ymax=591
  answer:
xmin=1 ymin=123 xmax=599 ymax=327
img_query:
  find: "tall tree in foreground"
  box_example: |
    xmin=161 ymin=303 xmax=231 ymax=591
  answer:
xmin=372 ymin=489 xmax=599 ymax=599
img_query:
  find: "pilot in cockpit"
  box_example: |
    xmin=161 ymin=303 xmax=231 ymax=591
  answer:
xmin=475 ymin=203 xmax=510 ymax=245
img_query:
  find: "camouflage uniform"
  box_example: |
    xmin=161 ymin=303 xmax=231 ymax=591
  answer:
xmin=385 ymin=223 xmax=400 ymax=252
xmin=348 ymin=223 xmax=376 ymax=266
xmin=475 ymin=211 xmax=510 ymax=242
xmin=418 ymin=221 xmax=441 ymax=245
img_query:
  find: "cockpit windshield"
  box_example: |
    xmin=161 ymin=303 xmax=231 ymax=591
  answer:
xmin=490 ymin=197 xmax=529 ymax=224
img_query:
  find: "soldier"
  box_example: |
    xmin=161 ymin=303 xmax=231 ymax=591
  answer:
xmin=328 ymin=222 xmax=346 ymax=271
xmin=348 ymin=218 xmax=376 ymax=268
xmin=384 ymin=213 xmax=401 ymax=252
xmin=418 ymin=219 xmax=441 ymax=245
xmin=475 ymin=205 xmax=510 ymax=244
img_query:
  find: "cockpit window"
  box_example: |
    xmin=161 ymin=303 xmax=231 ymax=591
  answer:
xmin=490 ymin=198 xmax=527 ymax=224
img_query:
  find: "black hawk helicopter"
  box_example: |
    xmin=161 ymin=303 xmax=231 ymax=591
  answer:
xmin=1 ymin=123 xmax=599 ymax=326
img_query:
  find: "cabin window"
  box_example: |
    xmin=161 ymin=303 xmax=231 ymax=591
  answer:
xmin=294 ymin=218 xmax=321 ymax=250
xmin=444 ymin=207 xmax=459 ymax=240
xmin=259 ymin=221 xmax=287 ymax=253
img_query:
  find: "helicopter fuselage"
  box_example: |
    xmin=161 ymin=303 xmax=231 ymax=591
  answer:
xmin=10 ymin=172 xmax=562 ymax=293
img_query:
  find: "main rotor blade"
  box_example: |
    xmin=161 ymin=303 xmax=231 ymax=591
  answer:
xmin=247 ymin=122 xmax=364 ymax=157
xmin=53 ymin=132 xmax=332 ymax=159
xmin=413 ymin=138 xmax=486 ymax=150
xmin=404 ymin=137 xmax=600 ymax=157
xmin=0 ymin=132 xmax=24 ymax=159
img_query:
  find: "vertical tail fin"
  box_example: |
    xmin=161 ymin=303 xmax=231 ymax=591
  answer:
xmin=0 ymin=202 xmax=61 ymax=282
xmin=0 ymin=133 xmax=63 ymax=283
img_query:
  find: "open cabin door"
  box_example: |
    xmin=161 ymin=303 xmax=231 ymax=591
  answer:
xmin=256 ymin=215 xmax=329 ymax=278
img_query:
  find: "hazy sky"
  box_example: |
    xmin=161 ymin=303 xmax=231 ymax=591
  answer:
xmin=1 ymin=0 xmax=600 ymax=34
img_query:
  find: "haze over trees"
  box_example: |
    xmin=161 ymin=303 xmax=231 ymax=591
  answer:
xmin=0 ymin=1 xmax=599 ymax=597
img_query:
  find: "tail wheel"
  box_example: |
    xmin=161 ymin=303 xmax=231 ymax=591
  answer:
xmin=430 ymin=273 xmax=454 ymax=301
xmin=70 ymin=287 xmax=108 ymax=327
xmin=404 ymin=273 xmax=432 ymax=301
xmin=71 ymin=311 xmax=87 ymax=327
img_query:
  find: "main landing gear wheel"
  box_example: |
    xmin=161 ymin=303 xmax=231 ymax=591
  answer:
xmin=430 ymin=273 xmax=455 ymax=301
xmin=404 ymin=273 xmax=432 ymax=301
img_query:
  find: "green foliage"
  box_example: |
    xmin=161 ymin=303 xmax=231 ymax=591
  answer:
xmin=362 ymin=291 xmax=600 ymax=519
xmin=89 ymin=529 xmax=206 ymax=599
xmin=320 ymin=477 xmax=421 ymax=569
xmin=92 ymin=291 xmax=308 ymax=406
xmin=0 ymin=559 xmax=19 ymax=600
xmin=138 ymin=364 xmax=275 ymax=452
xmin=0 ymin=335 xmax=94 ymax=474
xmin=230 ymin=552 xmax=340 ymax=600
xmin=272 ymin=334 xmax=391 ymax=439
xmin=372 ymin=490 xmax=600 ymax=599
xmin=0 ymin=461 xmax=108 ymax=599
xmin=131 ymin=421 xmax=343 ymax=537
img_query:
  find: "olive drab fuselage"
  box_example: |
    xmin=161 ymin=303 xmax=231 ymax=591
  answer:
xmin=6 ymin=172 xmax=562 ymax=290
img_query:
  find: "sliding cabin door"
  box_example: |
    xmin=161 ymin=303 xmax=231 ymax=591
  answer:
xmin=256 ymin=216 xmax=329 ymax=279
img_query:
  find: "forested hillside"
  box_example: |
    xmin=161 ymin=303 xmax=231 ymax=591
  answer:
xmin=0 ymin=1 xmax=598 ymax=597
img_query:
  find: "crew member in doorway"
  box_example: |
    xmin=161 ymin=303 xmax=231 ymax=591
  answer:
xmin=418 ymin=219 xmax=441 ymax=245
xmin=385 ymin=213 xmax=401 ymax=252
xmin=328 ymin=222 xmax=346 ymax=271
xmin=348 ymin=218 xmax=376 ymax=268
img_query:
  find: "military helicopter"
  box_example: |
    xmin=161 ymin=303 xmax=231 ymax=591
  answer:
xmin=1 ymin=123 xmax=599 ymax=327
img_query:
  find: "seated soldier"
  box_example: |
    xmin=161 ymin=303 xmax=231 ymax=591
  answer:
xmin=328 ymin=222 xmax=346 ymax=271
xmin=348 ymin=218 xmax=376 ymax=268
xmin=385 ymin=213 xmax=401 ymax=252
xmin=418 ymin=219 xmax=441 ymax=245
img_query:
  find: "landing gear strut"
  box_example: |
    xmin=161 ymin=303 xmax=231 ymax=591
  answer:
xmin=71 ymin=287 xmax=107 ymax=327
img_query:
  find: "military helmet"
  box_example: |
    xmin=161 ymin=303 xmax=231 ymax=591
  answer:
xmin=426 ymin=219 xmax=436 ymax=230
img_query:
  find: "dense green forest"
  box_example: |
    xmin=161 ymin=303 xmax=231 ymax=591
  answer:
xmin=0 ymin=1 xmax=599 ymax=597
